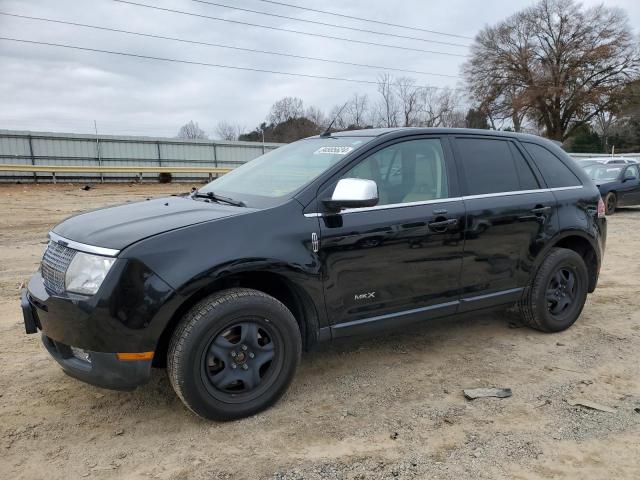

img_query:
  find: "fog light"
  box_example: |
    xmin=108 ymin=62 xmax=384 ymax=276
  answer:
xmin=71 ymin=346 xmax=91 ymax=363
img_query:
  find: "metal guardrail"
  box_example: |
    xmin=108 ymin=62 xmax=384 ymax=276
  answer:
xmin=569 ymin=153 xmax=639 ymax=159
xmin=0 ymin=129 xmax=282 ymax=183
xmin=0 ymin=164 xmax=233 ymax=183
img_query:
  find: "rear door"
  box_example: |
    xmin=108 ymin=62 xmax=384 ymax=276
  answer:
xmin=452 ymin=136 xmax=558 ymax=311
xmin=317 ymin=136 xmax=465 ymax=336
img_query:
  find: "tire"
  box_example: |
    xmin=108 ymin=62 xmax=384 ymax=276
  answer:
xmin=167 ymin=288 xmax=301 ymax=420
xmin=519 ymin=248 xmax=588 ymax=333
xmin=604 ymin=192 xmax=617 ymax=215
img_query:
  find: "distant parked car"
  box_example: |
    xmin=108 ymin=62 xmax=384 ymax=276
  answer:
xmin=574 ymin=159 xmax=602 ymax=168
xmin=583 ymin=163 xmax=640 ymax=214
xmin=575 ymin=157 xmax=638 ymax=167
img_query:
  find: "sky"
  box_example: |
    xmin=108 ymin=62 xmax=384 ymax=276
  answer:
xmin=0 ymin=0 xmax=638 ymax=138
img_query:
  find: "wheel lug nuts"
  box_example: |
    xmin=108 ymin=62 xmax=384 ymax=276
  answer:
xmin=248 ymin=352 xmax=255 ymax=359
xmin=231 ymin=364 xmax=237 ymax=369
xmin=231 ymin=351 xmax=236 ymax=357
xmin=241 ymin=345 xmax=248 ymax=351
xmin=242 ymin=364 xmax=248 ymax=370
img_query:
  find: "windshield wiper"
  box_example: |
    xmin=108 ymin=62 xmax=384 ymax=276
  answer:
xmin=192 ymin=191 xmax=246 ymax=207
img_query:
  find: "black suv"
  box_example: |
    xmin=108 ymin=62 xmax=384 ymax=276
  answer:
xmin=21 ymin=128 xmax=607 ymax=420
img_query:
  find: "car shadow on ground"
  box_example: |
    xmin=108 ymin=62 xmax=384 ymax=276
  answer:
xmin=612 ymin=206 xmax=640 ymax=213
xmin=119 ymin=308 xmax=534 ymax=420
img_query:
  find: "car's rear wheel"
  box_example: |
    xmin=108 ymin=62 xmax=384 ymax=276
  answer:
xmin=604 ymin=192 xmax=617 ymax=215
xmin=167 ymin=288 xmax=301 ymax=420
xmin=519 ymin=248 xmax=588 ymax=332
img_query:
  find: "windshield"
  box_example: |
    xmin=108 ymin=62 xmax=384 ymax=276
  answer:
xmin=199 ymin=136 xmax=374 ymax=205
xmin=583 ymin=165 xmax=623 ymax=182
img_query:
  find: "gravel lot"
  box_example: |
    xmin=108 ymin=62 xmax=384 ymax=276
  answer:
xmin=1 ymin=183 xmax=639 ymax=479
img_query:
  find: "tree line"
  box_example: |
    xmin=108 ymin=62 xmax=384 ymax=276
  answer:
xmin=178 ymin=80 xmax=486 ymax=144
xmin=178 ymin=0 xmax=640 ymax=153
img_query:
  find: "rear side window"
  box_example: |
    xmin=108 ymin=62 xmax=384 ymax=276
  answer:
xmin=522 ymin=143 xmax=582 ymax=188
xmin=456 ymin=138 xmax=538 ymax=195
xmin=510 ymin=144 xmax=540 ymax=191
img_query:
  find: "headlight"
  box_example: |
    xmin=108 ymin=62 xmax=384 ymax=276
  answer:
xmin=65 ymin=252 xmax=116 ymax=295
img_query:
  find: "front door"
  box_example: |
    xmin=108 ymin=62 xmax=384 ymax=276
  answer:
xmin=619 ymin=165 xmax=640 ymax=206
xmin=317 ymin=137 xmax=465 ymax=337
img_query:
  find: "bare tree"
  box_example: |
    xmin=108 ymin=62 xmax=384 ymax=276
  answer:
xmin=464 ymin=0 xmax=640 ymax=140
xmin=343 ymin=93 xmax=370 ymax=128
xmin=214 ymin=121 xmax=244 ymax=141
xmin=592 ymin=86 xmax=637 ymax=153
xmin=441 ymin=109 xmax=467 ymax=128
xmin=304 ymin=105 xmax=327 ymax=130
xmin=327 ymin=104 xmax=349 ymax=130
xmin=371 ymin=75 xmax=468 ymax=129
xmin=267 ymin=97 xmax=304 ymax=125
xmin=594 ymin=110 xmax=617 ymax=154
xmin=395 ymin=77 xmax=421 ymax=127
xmin=419 ymin=88 xmax=462 ymax=127
xmin=177 ymin=121 xmax=207 ymax=140
xmin=375 ymin=73 xmax=400 ymax=128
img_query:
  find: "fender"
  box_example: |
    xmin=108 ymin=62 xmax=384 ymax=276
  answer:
xmin=177 ymin=261 xmax=325 ymax=338
xmin=119 ymin=199 xmax=328 ymax=346
xmin=526 ymin=227 xmax=602 ymax=292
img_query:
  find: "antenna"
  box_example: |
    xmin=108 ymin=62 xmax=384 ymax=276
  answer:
xmin=320 ymin=102 xmax=348 ymax=137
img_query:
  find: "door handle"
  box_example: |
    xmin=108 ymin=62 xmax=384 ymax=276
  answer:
xmin=530 ymin=206 xmax=551 ymax=215
xmin=428 ymin=218 xmax=457 ymax=232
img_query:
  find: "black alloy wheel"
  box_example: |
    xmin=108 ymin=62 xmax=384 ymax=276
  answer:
xmin=168 ymin=288 xmax=301 ymax=420
xmin=518 ymin=247 xmax=588 ymax=332
xmin=546 ymin=268 xmax=577 ymax=317
xmin=202 ymin=320 xmax=279 ymax=400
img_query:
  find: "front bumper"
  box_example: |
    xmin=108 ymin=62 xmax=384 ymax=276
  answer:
xmin=20 ymin=287 xmax=153 ymax=390
xmin=41 ymin=334 xmax=152 ymax=391
xmin=21 ymin=259 xmax=179 ymax=390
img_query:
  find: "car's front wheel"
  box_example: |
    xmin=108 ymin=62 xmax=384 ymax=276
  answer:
xmin=519 ymin=248 xmax=588 ymax=332
xmin=167 ymin=288 xmax=301 ymax=420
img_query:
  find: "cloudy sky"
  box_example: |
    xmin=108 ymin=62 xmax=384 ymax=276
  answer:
xmin=0 ymin=0 xmax=638 ymax=138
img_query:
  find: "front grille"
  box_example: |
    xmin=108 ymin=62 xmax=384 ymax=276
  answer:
xmin=41 ymin=241 xmax=76 ymax=295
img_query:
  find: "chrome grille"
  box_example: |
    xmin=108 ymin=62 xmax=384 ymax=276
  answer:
xmin=41 ymin=241 xmax=76 ymax=295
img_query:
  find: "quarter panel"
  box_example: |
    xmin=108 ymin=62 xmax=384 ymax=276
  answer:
xmin=548 ymin=186 xmax=605 ymax=257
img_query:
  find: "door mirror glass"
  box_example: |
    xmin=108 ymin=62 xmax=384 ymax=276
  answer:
xmin=324 ymin=178 xmax=378 ymax=212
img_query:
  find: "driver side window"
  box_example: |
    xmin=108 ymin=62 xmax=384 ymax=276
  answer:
xmin=624 ymin=166 xmax=638 ymax=179
xmin=342 ymin=139 xmax=449 ymax=206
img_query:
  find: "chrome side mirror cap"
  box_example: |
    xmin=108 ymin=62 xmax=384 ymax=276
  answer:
xmin=323 ymin=178 xmax=379 ymax=212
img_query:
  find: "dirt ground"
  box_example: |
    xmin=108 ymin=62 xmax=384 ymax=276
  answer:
xmin=0 ymin=182 xmax=639 ymax=480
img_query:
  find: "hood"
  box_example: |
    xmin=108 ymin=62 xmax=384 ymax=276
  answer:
xmin=52 ymin=196 xmax=253 ymax=251
xmin=594 ymin=180 xmax=616 ymax=189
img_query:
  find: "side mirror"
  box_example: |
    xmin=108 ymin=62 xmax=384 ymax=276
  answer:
xmin=323 ymin=178 xmax=379 ymax=212
xmin=623 ymin=175 xmax=637 ymax=182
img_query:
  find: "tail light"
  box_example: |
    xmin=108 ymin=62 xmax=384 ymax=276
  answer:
xmin=597 ymin=198 xmax=606 ymax=218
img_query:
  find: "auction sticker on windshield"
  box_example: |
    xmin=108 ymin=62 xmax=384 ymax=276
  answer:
xmin=314 ymin=146 xmax=354 ymax=155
